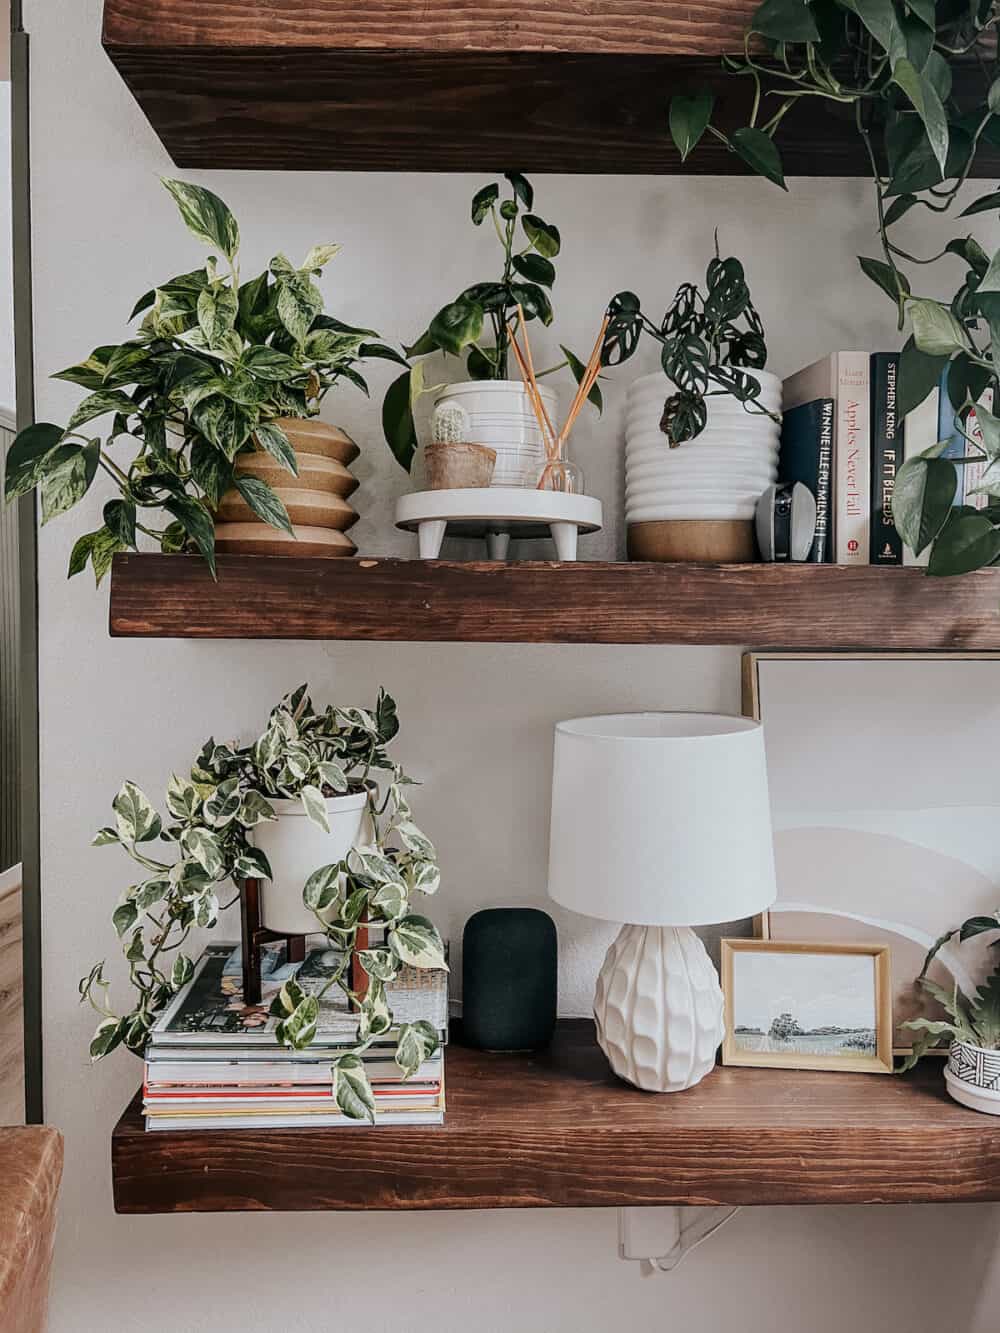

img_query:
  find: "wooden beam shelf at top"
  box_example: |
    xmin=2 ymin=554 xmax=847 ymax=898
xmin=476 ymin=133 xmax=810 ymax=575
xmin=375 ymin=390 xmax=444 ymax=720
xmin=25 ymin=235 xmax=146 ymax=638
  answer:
xmin=101 ymin=0 xmax=1000 ymax=174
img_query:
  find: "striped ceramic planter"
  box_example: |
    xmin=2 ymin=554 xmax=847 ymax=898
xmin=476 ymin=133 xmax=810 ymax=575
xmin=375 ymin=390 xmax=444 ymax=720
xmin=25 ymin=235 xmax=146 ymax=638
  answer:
xmin=215 ymin=417 xmax=360 ymax=557
xmin=944 ymin=1038 xmax=1000 ymax=1115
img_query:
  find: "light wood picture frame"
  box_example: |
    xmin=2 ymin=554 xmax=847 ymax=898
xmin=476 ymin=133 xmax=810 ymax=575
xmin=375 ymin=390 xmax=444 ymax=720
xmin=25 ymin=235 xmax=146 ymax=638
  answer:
xmin=741 ymin=650 xmax=1000 ymax=1055
xmin=721 ymin=939 xmax=894 ymax=1075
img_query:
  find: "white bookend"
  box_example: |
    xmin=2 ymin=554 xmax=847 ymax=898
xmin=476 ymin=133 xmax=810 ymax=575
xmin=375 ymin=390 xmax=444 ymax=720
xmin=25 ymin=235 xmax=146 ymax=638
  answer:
xmin=783 ymin=352 xmax=870 ymax=564
xmin=902 ymin=384 xmax=940 ymax=567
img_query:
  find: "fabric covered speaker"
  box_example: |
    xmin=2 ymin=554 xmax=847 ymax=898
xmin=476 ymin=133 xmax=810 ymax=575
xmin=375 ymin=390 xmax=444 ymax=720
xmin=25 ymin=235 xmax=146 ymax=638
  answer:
xmin=461 ymin=908 xmax=558 ymax=1051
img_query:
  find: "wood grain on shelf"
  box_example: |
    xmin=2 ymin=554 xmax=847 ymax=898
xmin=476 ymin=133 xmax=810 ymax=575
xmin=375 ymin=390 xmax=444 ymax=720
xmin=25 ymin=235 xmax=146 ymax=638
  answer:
xmin=111 ymin=1019 xmax=1000 ymax=1213
xmin=103 ymin=0 xmax=760 ymax=55
xmin=109 ymin=554 xmax=1000 ymax=649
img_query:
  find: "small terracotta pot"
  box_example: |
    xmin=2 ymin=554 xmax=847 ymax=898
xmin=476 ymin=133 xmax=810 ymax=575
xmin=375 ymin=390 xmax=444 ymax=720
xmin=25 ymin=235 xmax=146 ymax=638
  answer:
xmin=425 ymin=441 xmax=497 ymax=490
xmin=215 ymin=417 xmax=360 ymax=558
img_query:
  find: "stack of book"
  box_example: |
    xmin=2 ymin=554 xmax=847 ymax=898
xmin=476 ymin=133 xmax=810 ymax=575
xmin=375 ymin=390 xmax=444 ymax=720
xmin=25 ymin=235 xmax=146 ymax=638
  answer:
xmin=777 ymin=352 xmax=989 ymax=565
xmin=142 ymin=942 xmax=447 ymax=1131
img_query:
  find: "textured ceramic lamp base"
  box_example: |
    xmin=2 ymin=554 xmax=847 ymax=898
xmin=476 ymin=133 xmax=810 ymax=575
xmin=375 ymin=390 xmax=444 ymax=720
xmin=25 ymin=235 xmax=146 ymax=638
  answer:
xmin=594 ymin=924 xmax=724 ymax=1092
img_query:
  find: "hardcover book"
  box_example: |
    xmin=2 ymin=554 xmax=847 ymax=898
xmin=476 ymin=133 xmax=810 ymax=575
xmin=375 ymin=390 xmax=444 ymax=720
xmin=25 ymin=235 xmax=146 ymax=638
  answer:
xmin=777 ymin=397 xmax=834 ymax=562
xmin=784 ymin=352 xmax=870 ymax=565
xmin=869 ymin=352 xmax=902 ymax=565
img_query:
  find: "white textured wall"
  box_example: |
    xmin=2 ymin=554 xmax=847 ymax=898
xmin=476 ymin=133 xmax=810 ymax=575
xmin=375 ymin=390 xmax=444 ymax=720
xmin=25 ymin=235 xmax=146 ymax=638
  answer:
xmin=26 ymin=2 xmax=1000 ymax=1330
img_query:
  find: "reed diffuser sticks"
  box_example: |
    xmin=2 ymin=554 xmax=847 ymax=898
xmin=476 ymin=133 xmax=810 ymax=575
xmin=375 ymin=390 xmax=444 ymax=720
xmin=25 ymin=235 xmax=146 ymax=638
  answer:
xmin=506 ymin=306 xmax=607 ymax=490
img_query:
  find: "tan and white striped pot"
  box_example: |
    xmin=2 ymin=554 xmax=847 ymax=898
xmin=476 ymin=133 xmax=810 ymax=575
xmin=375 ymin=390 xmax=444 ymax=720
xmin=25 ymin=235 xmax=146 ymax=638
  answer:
xmin=215 ymin=417 xmax=361 ymax=557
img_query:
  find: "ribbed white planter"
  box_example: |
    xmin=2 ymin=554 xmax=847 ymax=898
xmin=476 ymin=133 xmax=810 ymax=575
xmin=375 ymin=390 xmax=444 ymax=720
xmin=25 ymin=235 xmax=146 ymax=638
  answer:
xmin=430 ymin=381 xmax=556 ymax=488
xmin=625 ymin=369 xmax=781 ymax=561
xmin=252 ymin=791 xmax=369 ymax=935
xmin=944 ymin=1038 xmax=1000 ymax=1115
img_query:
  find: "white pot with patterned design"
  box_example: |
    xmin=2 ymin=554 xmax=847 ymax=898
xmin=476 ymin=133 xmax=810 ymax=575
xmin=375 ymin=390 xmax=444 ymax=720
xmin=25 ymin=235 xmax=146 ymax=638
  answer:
xmin=429 ymin=381 xmax=556 ymax=488
xmin=944 ymin=1039 xmax=1000 ymax=1115
xmin=593 ymin=924 xmax=724 ymax=1092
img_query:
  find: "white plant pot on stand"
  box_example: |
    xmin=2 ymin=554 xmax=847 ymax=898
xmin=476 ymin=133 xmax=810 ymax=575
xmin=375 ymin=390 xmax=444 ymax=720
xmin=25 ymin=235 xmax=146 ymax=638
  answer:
xmin=625 ymin=368 xmax=781 ymax=562
xmin=429 ymin=381 xmax=557 ymax=488
xmin=252 ymin=791 xmax=369 ymax=936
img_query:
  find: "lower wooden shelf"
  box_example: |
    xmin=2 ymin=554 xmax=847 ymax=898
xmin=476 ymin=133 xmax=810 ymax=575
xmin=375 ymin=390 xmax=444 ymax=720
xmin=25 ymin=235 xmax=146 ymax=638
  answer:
xmin=111 ymin=1020 xmax=1000 ymax=1213
xmin=108 ymin=554 xmax=1000 ymax=649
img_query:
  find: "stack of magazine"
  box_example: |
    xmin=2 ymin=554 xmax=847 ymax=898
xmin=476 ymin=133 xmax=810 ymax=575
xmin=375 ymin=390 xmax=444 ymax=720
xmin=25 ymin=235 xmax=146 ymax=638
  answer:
xmin=142 ymin=942 xmax=447 ymax=1131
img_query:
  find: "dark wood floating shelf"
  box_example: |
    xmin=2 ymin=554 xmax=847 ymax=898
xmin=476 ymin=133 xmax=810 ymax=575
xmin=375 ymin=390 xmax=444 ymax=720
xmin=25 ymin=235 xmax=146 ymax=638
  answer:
xmin=112 ymin=1020 xmax=1000 ymax=1213
xmin=100 ymin=0 xmax=1000 ymax=175
xmin=109 ymin=553 xmax=1000 ymax=649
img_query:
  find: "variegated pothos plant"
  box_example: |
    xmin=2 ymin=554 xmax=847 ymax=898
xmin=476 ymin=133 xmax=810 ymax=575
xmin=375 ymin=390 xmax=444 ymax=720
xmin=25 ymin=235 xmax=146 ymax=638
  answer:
xmin=80 ymin=685 xmax=444 ymax=1121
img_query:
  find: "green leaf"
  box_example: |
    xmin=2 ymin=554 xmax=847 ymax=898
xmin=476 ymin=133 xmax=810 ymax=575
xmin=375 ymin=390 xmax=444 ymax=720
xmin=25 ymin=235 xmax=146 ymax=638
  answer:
xmin=66 ymin=389 xmax=135 ymax=431
xmin=89 ymin=1018 xmax=124 ymax=1062
xmin=91 ymin=826 xmax=120 ymax=847
xmin=243 ymin=346 xmax=300 ymax=382
xmin=504 ymin=172 xmax=534 ymax=209
xmin=394 ymin=1019 xmax=440 ymax=1078
xmin=202 ymin=777 xmax=242 ymax=828
xmin=730 ymin=127 xmax=787 ymax=189
xmin=112 ymin=901 xmax=138 ymax=937
xmin=180 ymin=826 xmax=225 ymax=878
xmin=668 ymin=92 xmax=715 ymax=162
xmin=39 ymin=443 xmax=99 ymax=524
xmin=303 ymin=863 xmax=341 ymax=913
xmin=331 ymin=1054 xmax=375 ymax=1123
xmin=239 ymin=790 xmax=276 ymax=828
xmin=163 ymin=495 xmax=217 ymax=577
xmin=301 ymin=243 xmax=341 ymax=271
xmin=85 ymin=527 xmax=124 ymax=585
xmin=372 ymin=879 xmax=407 ymax=922
xmin=892 ymin=455 xmax=957 ymax=555
xmin=316 ymin=760 xmax=348 ymax=793
xmin=274 ymin=267 xmax=323 ymax=345
xmin=134 ymin=877 xmax=170 ymax=911
xmin=356 ymin=947 xmax=400 ymax=982
xmin=277 ymin=995 xmax=320 ymax=1050
xmin=3 ymin=423 xmax=65 ymax=501
xmin=511 ymin=283 xmax=553 ymax=326
xmin=928 ymin=510 xmax=1000 ymax=575
xmin=960 ymin=191 xmax=1000 ymax=218
xmin=171 ymin=954 xmax=195 ymax=990
xmin=839 ymin=0 xmax=901 ymax=53
xmin=162 ymin=178 xmax=240 ymax=260
xmin=196 ymin=285 xmax=239 ymax=346
xmin=388 ymin=913 xmax=448 ymax=969
xmin=904 ymin=0 xmax=935 ymax=27
xmin=897 ymin=336 xmax=947 ymax=418
xmin=752 ymin=0 xmax=820 ymax=40
xmin=103 ymin=498 xmax=136 ymax=547
xmin=892 ymin=58 xmax=949 ymax=175
xmin=190 ymin=438 xmax=234 ymax=508
xmin=521 ymin=214 xmax=561 ymax=258
xmin=300 ymin=784 xmax=330 ymax=833
xmin=471 ymin=183 xmax=499 ymax=225
xmin=395 ymin=820 xmax=436 ymax=860
xmin=883 ymin=193 xmax=919 ymax=227
xmin=907 ymin=297 xmax=969 ymax=357
xmin=428 ymin=298 xmax=484 ymax=357
xmin=234 ymin=475 xmax=294 ymax=536
xmin=408 ymin=860 xmax=441 ymax=896
xmin=166 ymin=774 xmax=201 ymax=821
xmin=975 ymin=245 xmax=1000 ymax=296
xmin=511 ymin=253 xmax=556 ymax=287
xmin=858 ymin=255 xmax=910 ymax=306
xmin=990 ymin=78 xmax=1000 ymax=116
xmin=113 ymin=781 xmax=162 ymax=843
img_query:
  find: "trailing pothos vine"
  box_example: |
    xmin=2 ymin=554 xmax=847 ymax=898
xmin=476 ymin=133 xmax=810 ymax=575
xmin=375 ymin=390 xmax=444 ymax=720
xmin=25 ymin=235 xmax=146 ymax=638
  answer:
xmin=80 ymin=685 xmax=444 ymax=1121
xmin=670 ymin=0 xmax=1000 ymax=573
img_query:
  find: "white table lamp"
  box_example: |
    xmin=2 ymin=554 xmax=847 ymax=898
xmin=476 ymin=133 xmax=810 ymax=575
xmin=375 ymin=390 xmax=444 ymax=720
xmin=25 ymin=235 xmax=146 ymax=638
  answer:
xmin=547 ymin=712 xmax=777 ymax=1093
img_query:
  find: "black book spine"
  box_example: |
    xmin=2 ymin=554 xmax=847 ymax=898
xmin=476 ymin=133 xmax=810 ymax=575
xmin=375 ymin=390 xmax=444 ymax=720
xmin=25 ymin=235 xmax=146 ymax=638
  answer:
xmin=869 ymin=352 xmax=902 ymax=565
xmin=777 ymin=397 xmax=834 ymax=562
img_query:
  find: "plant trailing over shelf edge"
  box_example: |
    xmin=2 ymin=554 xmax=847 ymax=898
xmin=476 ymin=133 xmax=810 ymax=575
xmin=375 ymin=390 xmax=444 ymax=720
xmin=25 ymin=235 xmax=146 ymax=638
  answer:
xmin=668 ymin=0 xmax=1000 ymax=573
xmin=602 ymin=243 xmax=777 ymax=445
xmin=4 ymin=179 xmax=404 ymax=582
xmin=80 ymin=684 xmax=444 ymax=1121
xmin=382 ymin=171 xmax=603 ymax=471
xmin=900 ymin=908 xmax=1000 ymax=1069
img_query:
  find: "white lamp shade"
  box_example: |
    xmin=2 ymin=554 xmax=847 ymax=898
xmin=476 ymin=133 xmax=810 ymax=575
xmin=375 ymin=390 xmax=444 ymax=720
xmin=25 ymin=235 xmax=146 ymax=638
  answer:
xmin=547 ymin=712 xmax=777 ymax=927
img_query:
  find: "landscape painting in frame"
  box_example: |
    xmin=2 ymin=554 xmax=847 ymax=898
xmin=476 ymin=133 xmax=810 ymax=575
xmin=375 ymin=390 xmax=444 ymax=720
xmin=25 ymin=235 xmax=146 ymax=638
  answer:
xmin=721 ymin=940 xmax=893 ymax=1073
xmin=743 ymin=653 xmax=1000 ymax=1052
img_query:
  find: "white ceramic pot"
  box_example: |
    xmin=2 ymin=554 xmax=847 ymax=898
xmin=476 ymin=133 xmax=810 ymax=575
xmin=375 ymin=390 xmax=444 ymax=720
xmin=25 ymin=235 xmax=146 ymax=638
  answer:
xmin=252 ymin=791 xmax=369 ymax=935
xmin=625 ymin=368 xmax=781 ymax=523
xmin=430 ymin=381 xmax=556 ymax=488
xmin=944 ymin=1039 xmax=1000 ymax=1114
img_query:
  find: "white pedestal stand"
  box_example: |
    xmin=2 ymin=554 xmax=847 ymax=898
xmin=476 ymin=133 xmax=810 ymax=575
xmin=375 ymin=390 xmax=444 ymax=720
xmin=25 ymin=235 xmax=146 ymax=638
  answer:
xmin=395 ymin=487 xmax=603 ymax=561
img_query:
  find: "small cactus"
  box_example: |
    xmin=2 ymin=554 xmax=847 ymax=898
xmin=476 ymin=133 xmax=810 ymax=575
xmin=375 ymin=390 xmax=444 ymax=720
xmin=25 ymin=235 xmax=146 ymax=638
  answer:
xmin=431 ymin=402 xmax=468 ymax=445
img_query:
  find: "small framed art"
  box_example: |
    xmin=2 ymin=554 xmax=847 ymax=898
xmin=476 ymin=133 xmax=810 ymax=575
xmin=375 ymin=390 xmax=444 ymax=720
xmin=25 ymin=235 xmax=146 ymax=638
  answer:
xmin=721 ymin=939 xmax=894 ymax=1075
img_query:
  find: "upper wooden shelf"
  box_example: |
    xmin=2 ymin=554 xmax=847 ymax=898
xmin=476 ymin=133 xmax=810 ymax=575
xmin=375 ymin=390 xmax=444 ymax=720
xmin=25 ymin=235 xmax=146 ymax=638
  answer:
xmin=108 ymin=554 xmax=1000 ymax=649
xmin=111 ymin=1019 xmax=1000 ymax=1213
xmin=101 ymin=1 xmax=1000 ymax=174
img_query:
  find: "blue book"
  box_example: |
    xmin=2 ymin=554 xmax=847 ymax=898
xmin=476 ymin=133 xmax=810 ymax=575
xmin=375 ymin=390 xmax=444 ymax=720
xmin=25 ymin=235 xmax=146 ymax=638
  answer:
xmin=777 ymin=398 xmax=834 ymax=562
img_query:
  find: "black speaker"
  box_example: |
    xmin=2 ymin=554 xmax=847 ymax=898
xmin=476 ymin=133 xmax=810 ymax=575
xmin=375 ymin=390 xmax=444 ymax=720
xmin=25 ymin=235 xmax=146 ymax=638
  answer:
xmin=461 ymin=908 xmax=558 ymax=1051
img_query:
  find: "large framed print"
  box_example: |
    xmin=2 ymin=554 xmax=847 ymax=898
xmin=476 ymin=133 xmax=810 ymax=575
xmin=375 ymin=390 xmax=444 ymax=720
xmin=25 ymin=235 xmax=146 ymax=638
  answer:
xmin=743 ymin=652 xmax=1000 ymax=1053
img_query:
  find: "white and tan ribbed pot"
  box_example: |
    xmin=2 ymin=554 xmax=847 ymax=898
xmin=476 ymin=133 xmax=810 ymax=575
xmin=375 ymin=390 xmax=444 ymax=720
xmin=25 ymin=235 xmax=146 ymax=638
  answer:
xmin=625 ymin=370 xmax=781 ymax=562
xmin=215 ymin=417 xmax=360 ymax=558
